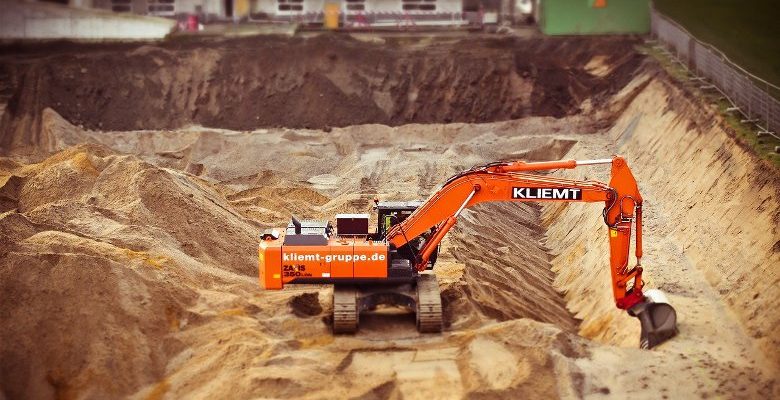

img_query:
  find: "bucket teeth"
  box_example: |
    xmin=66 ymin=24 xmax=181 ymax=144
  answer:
xmin=630 ymin=299 xmax=678 ymax=349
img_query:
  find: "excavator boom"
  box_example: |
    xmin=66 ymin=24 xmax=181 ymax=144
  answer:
xmin=385 ymin=155 xmax=676 ymax=347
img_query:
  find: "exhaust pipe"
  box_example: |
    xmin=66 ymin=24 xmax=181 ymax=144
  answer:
xmin=629 ymin=289 xmax=678 ymax=349
xmin=291 ymin=215 xmax=302 ymax=234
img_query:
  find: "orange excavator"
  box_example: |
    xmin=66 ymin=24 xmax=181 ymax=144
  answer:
xmin=258 ymin=156 xmax=678 ymax=349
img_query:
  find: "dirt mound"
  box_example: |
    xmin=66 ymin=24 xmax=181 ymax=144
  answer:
xmin=1 ymin=144 xmax=259 ymax=275
xmin=0 ymin=234 xmax=195 ymax=399
xmin=442 ymin=203 xmax=579 ymax=332
xmin=0 ymin=145 xmax=263 ymax=398
xmin=0 ymin=35 xmax=641 ymax=151
xmin=289 ymin=292 xmax=323 ymax=317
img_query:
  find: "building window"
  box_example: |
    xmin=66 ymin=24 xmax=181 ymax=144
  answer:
xmin=278 ymin=0 xmax=304 ymax=12
xmin=110 ymin=0 xmax=132 ymax=13
xmin=345 ymin=0 xmax=365 ymax=12
xmin=147 ymin=0 xmax=175 ymax=15
xmin=402 ymin=0 xmax=436 ymax=11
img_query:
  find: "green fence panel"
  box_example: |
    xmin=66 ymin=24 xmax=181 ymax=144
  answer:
xmin=541 ymin=0 xmax=650 ymax=35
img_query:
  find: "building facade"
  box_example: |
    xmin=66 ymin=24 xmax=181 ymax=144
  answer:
xmin=49 ymin=0 xmax=531 ymax=26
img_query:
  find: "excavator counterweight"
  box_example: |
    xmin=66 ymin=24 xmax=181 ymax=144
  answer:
xmin=258 ymin=156 xmax=678 ymax=348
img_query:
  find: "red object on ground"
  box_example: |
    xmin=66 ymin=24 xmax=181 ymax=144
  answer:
xmin=187 ymin=14 xmax=199 ymax=32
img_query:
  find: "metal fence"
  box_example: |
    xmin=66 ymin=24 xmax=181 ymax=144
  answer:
xmin=650 ymin=7 xmax=780 ymax=140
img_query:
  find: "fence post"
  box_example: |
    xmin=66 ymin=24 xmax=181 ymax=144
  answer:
xmin=766 ymin=82 xmax=771 ymax=132
xmin=687 ymin=35 xmax=696 ymax=70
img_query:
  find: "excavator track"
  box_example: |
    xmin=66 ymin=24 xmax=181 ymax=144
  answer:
xmin=415 ymin=274 xmax=443 ymax=333
xmin=332 ymin=285 xmax=358 ymax=334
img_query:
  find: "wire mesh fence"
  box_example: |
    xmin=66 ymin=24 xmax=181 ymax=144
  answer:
xmin=650 ymin=7 xmax=780 ymax=140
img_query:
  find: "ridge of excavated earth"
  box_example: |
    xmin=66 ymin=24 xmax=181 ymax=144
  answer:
xmin=0 ymin=35 xmax=640 ymax=153
xmin=0 ymin=35 xmax=777 ymax=399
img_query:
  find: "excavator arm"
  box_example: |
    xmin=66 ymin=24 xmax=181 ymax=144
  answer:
xmin=386 ymin=156 xmax=678 ymax=348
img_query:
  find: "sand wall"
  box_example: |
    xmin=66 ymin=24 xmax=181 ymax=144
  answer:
xmin=544 ymin=74 xmax=780 ymax=366
xmin=0 ymin=35 xmax=641 ymax=154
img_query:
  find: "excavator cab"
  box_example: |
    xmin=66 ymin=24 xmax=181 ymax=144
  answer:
xmin=374 ymin=200 xmax=439 ymax=270
xmin=375 ymin=200 xmax=422 ymax=237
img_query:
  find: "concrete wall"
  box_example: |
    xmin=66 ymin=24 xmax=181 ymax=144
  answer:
xmin=251 ymin=0 xmax=275 ymax=14
xmin=161 ymin=0 xmax=225 ymax=15
xmin=0 ymin=0 xmax=176 ymax=39
xmin=69 ymin=0 xmax=96 ymax=7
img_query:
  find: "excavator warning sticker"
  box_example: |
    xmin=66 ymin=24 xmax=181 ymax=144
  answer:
xmin=283 ymin=264 xmax=312 ymax=277
xmin=512 ymin=187 xmax=582 ymax=200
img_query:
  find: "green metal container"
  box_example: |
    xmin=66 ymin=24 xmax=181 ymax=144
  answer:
xmin=540 ymin=0 xmax=650 ymax=35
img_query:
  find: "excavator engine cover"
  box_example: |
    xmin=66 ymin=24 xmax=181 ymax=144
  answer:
xmin=629 ymin=289 xmax=678 ymax=349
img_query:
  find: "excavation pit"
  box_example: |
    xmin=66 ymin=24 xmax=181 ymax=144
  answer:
xmin=0 ymin=33 xmax=777 ymax=399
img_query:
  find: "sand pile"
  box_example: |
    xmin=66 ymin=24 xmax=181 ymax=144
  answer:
xmin=443 ymin=203 xmax=579 ymax=332
xmin=0 ymin=145 xmax=264 ymax=398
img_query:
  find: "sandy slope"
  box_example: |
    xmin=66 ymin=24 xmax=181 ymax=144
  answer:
xmin=544 ymin=75 xmax=779 ymax=398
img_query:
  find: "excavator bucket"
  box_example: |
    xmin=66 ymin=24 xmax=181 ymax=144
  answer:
xmin=629 ymin=289 xmax=678 ymax=349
